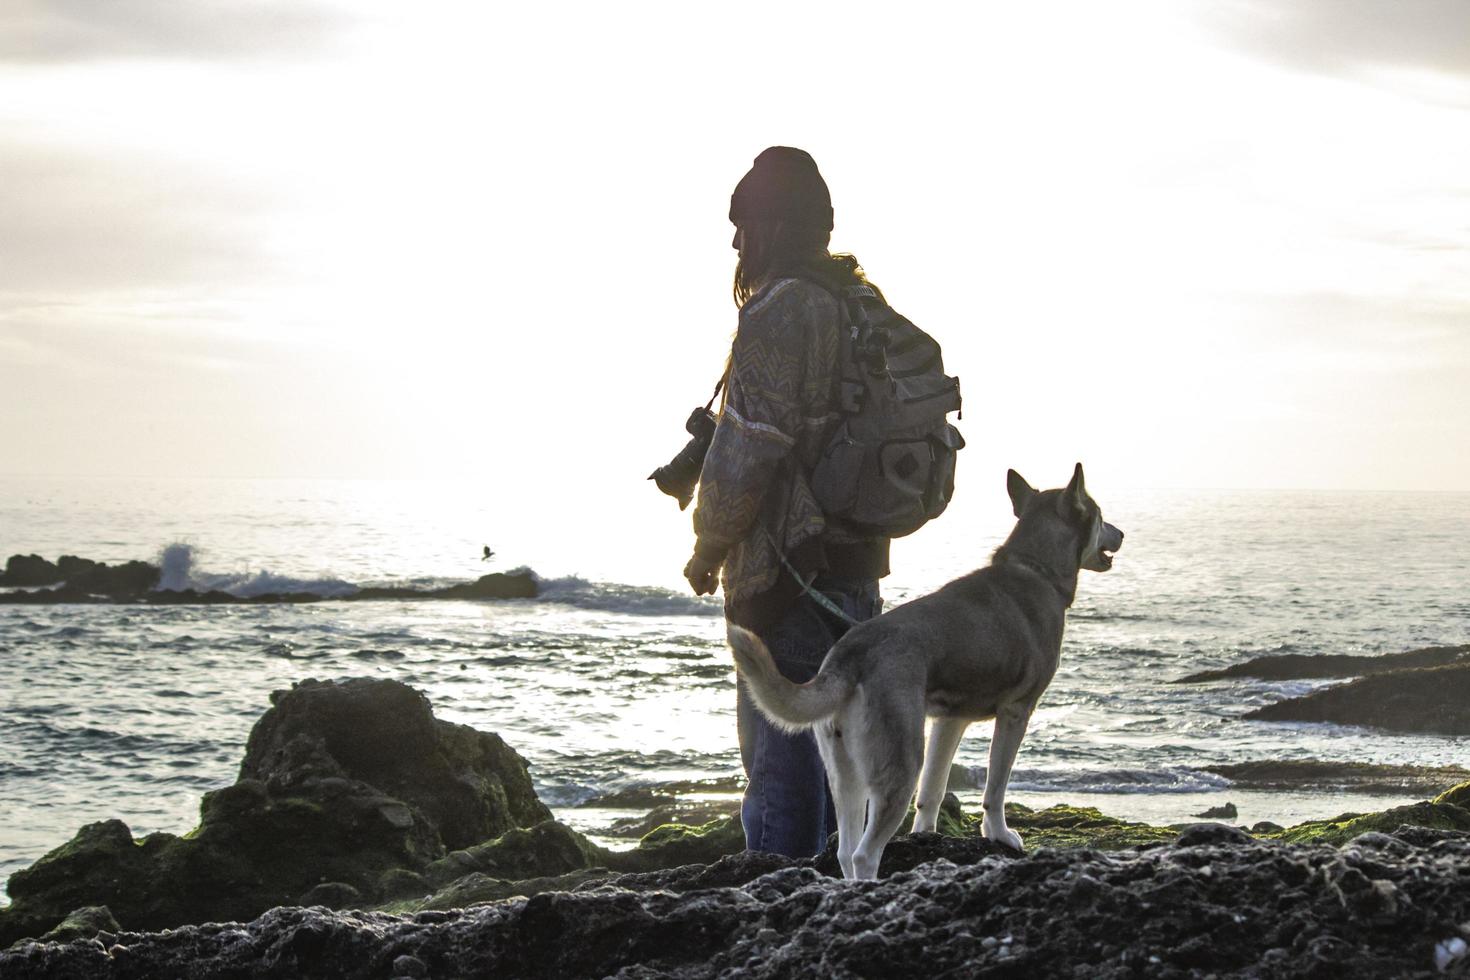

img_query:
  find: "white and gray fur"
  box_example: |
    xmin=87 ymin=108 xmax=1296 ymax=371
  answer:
xmin=728 ymin=463 xmax=1124 ymax=880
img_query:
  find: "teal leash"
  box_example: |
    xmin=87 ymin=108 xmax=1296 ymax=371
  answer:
xmin=761 ymin=526 xmax=862 ymax=628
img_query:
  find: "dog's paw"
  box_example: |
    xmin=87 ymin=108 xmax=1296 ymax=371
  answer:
xmin=982 ymin=821 xmax=1024 ymax=853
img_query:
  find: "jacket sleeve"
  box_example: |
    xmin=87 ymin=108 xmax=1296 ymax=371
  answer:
xmin=691 ymin=280 xmax=813 ymax=561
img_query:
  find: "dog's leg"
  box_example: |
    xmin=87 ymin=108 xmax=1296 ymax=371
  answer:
xmin=912 ymin=717 xmax=968 ymax=834
xmin=848 ymin=697 xmax=924 ymax=880
xmin=981 ymin=701 xmax=1033 ymax=852
xmin=816 ymin=713 xmax=866 ymax=879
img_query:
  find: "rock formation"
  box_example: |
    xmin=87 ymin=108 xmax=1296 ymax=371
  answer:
xmin=1245 ymin=662 xmax=1470 ymax=735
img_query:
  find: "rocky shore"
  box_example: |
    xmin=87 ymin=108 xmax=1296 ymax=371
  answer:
xmin=0 ymin=554 xmax=537 ymax=604
xmin=1177 ymin=644 xmax=1470 ymax=736
xmin=4 ymin=678 xmax=1470 ymax=977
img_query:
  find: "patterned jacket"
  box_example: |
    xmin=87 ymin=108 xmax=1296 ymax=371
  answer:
xmin=692 ymin=277 xmax=862 ymax=607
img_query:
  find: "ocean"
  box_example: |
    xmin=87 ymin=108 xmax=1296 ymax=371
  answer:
xmin=2 ymin=475 xmax=1468 ymax=901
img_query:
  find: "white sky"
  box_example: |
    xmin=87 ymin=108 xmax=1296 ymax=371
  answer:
xmin=3 ymin=0 xmax=1469 ymax=498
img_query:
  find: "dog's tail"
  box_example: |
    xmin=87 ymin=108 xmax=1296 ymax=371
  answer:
xmin=727 ymin=625 xmax=852 ymax=733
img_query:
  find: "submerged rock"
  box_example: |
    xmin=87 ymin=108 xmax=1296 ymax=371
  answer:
xmin=1203 ymin=759 xmax=1470 ymax=796
xmin=1177 ymin=643 xmax=1469 ymax=683
xmin=0 ymin=678 xmax=551 ymax=947
xmin=1193 ymin=801 xmax=1239 ymax=819
xmin=1245 ymin=661 xmax=1470 ymax=735
xmin=0 ymin=555 xmax=538 ymax=604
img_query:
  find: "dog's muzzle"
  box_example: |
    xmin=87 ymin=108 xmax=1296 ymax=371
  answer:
xmin=1096 ymin=522 xmax=1124 ymax=570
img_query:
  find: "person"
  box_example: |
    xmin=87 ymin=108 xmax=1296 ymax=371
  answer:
xmin=683 ymin=147 xmax=890 ymax=858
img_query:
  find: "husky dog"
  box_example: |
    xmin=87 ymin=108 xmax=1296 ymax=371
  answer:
xmin=728 ymin=464 xmax=1123 ymax=880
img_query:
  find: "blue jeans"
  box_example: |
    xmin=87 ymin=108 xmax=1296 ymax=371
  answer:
xmin=736 ymin=576 xmax=882 ymax=858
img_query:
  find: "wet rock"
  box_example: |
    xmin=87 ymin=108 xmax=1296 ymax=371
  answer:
xmin=1193 ymin=802 xmax=1238 ymax=819
xmin=1177 ymin=644 xmax=1470 ymax=683
xmin=241 ymin=677 xmax=551 ymax=849
xmin=353 ymin=571 xmax=538 ymax=601
xmin=423 ymin=820 xmax=607 ymax=887
xmin=0 ymin=554 xmax=63 ymax=587
xmin=606 ymin=814 xmax=748 ymax=872
xmin=0 ymin=678 xmax=552 ymax=947
xmin=0 ymin=555 xmax=537 ymax=604
xmin=6 ymin=834 xmax=1470 ymax=978
xmin=38 ymin=906 xmax=119 ymax=944
xmin=297 ymin=882 xmax=362 ymax=909
xmin=1245 ymin=662 xmax=1470 ymax=735
xmin=1272 ymin=798 xmax=1470 ymax=845
xmin=377 ymin=868 xmax=431 ymax=901
xmin=601 ymin=799 xmax=740 ymax=838
xmin=1177 ymin=822 xmax=1254 ymax=846
xmin=1204 ymin=759 xmax=1470 ymax=796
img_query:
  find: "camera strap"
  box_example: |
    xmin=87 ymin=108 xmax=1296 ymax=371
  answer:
xmin=759 ymin=525 xmax=861 ymax=628
xmin=704 ymin=378 xmax=724 ymax=413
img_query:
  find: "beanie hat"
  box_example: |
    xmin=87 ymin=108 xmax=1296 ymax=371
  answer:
xmin=729 ymin=146 xmax=834 ymax=231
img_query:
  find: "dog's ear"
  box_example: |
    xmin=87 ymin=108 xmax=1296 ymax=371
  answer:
xmin=1006 ymin=469 xmax=1037 ymax=518
xmin=1059 ymin=462 xmax=1087 ymax=517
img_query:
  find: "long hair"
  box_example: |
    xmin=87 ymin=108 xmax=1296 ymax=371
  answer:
xmin=732 ymin=219 xmax=884 ymax=307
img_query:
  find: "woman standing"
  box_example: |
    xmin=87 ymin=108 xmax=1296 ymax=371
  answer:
xmin=684 ymin=147 xmax=890 ymax=858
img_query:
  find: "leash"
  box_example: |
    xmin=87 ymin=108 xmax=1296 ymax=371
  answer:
xmin=760 ymin=526 xmax=862 ymax=628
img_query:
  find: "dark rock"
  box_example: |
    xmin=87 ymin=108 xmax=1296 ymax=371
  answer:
xmin=1176 ymin=644 xmax=1470 ymax=683
xmin=1252 ymin=821 xmax=1285 ymax=833
xmin=297 ymin=882 xmax=362 ymax=909
xmin=1204 ymin=759 xmax=1470 ymax=796
xmin=38 ymin=906 xmax=119 ymax=944
xmin=240 ymin=677 xmax=551 ymax=849
xmin=1245 ymin=662 xmax=1470 ymax=735
xmin=0 ymin=555 xmax=537 ymax=604
xmin=0 ymin=554 xmax=62 ymax=587
xmin=0 ymin=678 xmax=552 ymax=947
xmin=947 ymin=761 xmax=983 ymax=790
xmin=601 ymin=799 xmax=740 ymax=838
xmin=1177 ymin=822 xmax=1254 ymax=846
xmin=1193 ymin=802 xmax=1238 ymax=819
xmin=423 ymin=820 xmax=607 ymax=887
xmin=392 ymin=953 xmax=428 ymax=978
xmin=605 ymin=814 xmax=747 ymax=873
xmin=377 ymin=868 xmax=431 ymax=901
xmin=56 ymin=556 xmax=159 ymax=595
xmin=1273 ymin=798 xmax=1470 ymax=845
xmin=352 ymin=572 xmax=539 ymax=602
xmin=7 ymin=834 xmax=1470 ymax=978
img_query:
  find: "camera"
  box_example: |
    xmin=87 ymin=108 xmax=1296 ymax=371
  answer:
xmin=648 ymin=406 xmax=717 ymax=510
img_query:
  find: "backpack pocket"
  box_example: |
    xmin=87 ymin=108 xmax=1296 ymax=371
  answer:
xmin=811 ymin=426 xmax=863 ymax=519
xmin=924 ymin=423 xmax=965 ymax=518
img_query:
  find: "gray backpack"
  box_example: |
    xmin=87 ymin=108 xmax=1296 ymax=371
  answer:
xmin=808 ymin=281 xmax=964 ymax=538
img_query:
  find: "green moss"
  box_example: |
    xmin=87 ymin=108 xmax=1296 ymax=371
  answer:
xmin=1007 ymin=804 xmax=1178 ymax=850
xmin=1269 ymin=800 xmax=1470 ymax=845
xmin=605 ymin=814 xmax=746 ymax=873
xmin=1434 ymin=780 xmax=1470 ymax=809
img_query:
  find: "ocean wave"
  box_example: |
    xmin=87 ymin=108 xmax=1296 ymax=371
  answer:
xmin=534 ymin=575 xmax=723 ymax=618
xmin=953 ymin=765 xmax=1233 ymax=795
xmin=156 ymin=543 xmax=357 ymax=598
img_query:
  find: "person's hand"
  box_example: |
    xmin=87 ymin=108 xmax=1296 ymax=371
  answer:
xmin=684 ymin=553 xmax=721 ymax=596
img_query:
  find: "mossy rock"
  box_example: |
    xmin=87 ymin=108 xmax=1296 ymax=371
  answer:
xmin=379 ymin=868 xmax=614 ymax=914
xmin=606 ymin=814 xmax=747 ymax=873
xmin=1007 ymin=804 xmax=1179 ymax=849
xmin=0 ymin=678 xmax=556 ymax=947
xmin=1270 ymin=799 xmax=1470 ymax=846
xmin=1434 ymin=780 xmax=1470 ymax=809
xmin=424 ymin=820 xmax=608 ymax=887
